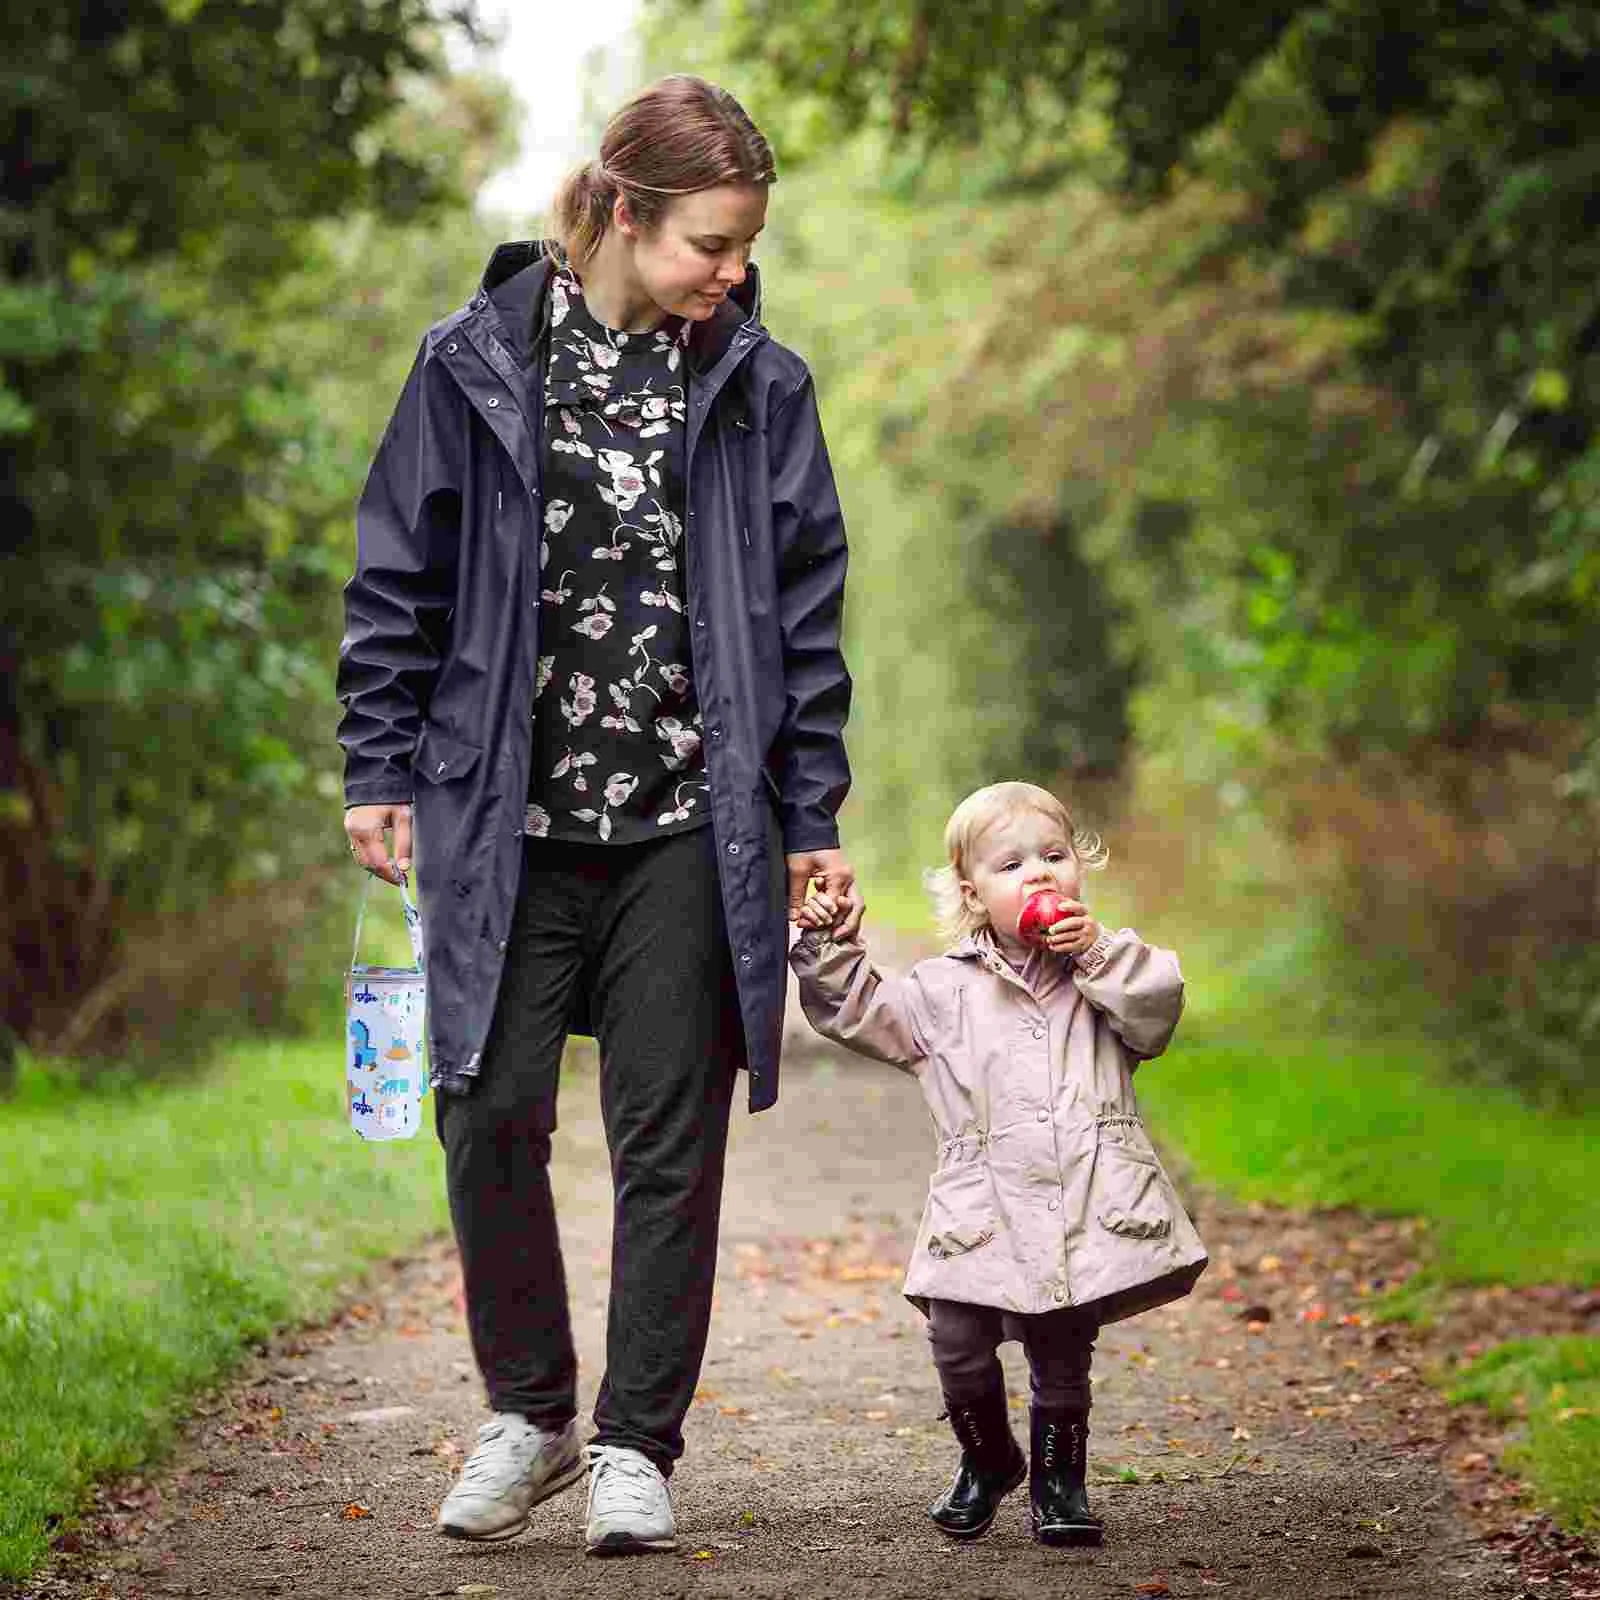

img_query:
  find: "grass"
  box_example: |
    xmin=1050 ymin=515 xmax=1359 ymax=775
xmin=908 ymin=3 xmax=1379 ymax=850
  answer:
xmin=1136 ymin=1016 xmax=1600 ymax=1289
xmin=1445 ymin=1338 xmax=1600 ymax=1535
xmin=0 ymin=1039 xmax=449 ymax=1583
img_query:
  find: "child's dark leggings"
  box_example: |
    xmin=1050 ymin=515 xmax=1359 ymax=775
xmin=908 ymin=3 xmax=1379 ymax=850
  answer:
xmin=927 ymin=1298 xmax=1097 ymax=1413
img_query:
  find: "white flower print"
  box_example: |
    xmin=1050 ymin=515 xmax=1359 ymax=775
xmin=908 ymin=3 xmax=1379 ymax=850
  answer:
xmin=535 ymin=655 xmax=555 ymax=697
xmin=552 ymin=748 xmax=597 ymax=792
xmin=658 ymin=662 xmax=690 ymax=696
xmin=551 ymin=277 xmax=571 ymax=327
xmin=595 ymin=448 xmax=648 ymax=512
xmin=560 ymin=408 xmax=581 ymax=436
xmin=589 ymin=339 xmax=620 ymax=370
xmin=560 ymin=671 xmax=597 ymax=729
xmin=524 ymin=803 xmax=551 ymax=837
xmin=542 ymin=568 xmax=575 ymax=606
xmin=656 ymin=782 xmax=703 ymax=827
xmin=581 ymin=370 xmax=610 ymax=397
xmin=571 ymin=585 xmax=616 ymax=640
xmin=639 ymin=586 xmax=683 ymax=613
xmin=650 ymin=324 xmax=687 ymax=373
xmin=655 ymin=715 xmax=701 ymax=771
xmin=545 ymin=499 xmax=574 ymax=533
xmin=551 ymin=436 xmax=595 ymax=459
xmin=571 ymin=771 xmax=638 ymax=842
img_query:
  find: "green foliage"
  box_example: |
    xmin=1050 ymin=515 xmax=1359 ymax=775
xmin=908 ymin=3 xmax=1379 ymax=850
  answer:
xmin=651 ymin=0 xmax=1600 ymax=1101
xmin=0 ymin=3 xmax=511 ymax=1068
xmin=0 ymin=1039 xmax=451 ymax=1580
xmin=1445 ymin=1337 xmax=1600 ymax=1536
xmin=1138 ymin=1012 xmax=1600 ymax=1289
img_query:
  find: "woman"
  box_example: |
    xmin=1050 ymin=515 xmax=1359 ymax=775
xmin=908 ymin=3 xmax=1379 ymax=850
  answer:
xmin=337 ymin=75 xmax=860 ymax=1556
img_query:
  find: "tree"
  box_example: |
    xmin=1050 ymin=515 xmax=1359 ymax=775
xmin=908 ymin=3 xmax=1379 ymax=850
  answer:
xmin=0 ymin=2 xmax=509 ymax=1076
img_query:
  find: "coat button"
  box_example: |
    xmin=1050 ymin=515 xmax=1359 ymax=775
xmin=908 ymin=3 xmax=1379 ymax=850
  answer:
xmin=1036 ymin=1108 xmax=1049 ymax=1122
xmin=1053 ymin=1287 xmax=1067 ymax=1304
xmin=727 ymin=842 xmax=740 ymax=855
xmin=1048 ymin=1197 xmax=1060 ymax=1213
xmin=740 ymin=952 xmax=752 ymax=965
xmin=487 ymin=397 xmax=500 ymax=408
xmin=697 ymin=619 xmax=707 ymax=628
xmin=436 ymin=761 xmax=447 ymax=774
xmin=710 ymin=727 xmax=722 ymax=739
xmin=446 ymin=341 xmax=458 ymax=353
xmin=496 ymin=939 xmax=507 ymax=952
xmin=1032 ymin=1024 xmax=1045 ymax=1039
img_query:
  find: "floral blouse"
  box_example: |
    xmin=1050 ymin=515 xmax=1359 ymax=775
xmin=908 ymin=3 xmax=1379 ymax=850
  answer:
xmin=525 ymin=266 xmax=710 ymax=845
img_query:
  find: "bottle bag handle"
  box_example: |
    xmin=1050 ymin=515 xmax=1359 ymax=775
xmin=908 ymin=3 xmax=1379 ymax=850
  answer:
xmin=350 ymin=874 xmax=425 ymax=973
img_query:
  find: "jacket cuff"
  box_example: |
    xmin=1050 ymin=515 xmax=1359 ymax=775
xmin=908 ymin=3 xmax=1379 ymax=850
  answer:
xmin=344 ymin=780 xmax=415 ymax=809
xmin=781 ymin=819 xmax=841 ymax=854
xmin=1075 ymin=927 xmax=1117 ymax=976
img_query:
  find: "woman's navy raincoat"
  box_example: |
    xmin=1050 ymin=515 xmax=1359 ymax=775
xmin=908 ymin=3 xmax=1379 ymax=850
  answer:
xmin=337 ymin=243 xmax=852 ymax=1111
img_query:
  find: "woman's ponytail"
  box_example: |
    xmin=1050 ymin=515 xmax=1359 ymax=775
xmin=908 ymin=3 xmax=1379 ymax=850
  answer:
xmin=547 ymin=159 xmax=615 ymax=266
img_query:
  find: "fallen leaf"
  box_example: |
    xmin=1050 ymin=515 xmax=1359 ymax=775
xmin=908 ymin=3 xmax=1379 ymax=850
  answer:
xmin=1136 ymin=1583 xmax=1173 ymax=1596
xmin=1231 ymin=1426 xmax=1252 ymax=1442
xmin=691 ymin=1550 xmax=714 ymax=1561
xmin=341 ymin=1503 xmax=372 ymax=1520
xmin=864 ymin=1410 xmax=890 ymax=1421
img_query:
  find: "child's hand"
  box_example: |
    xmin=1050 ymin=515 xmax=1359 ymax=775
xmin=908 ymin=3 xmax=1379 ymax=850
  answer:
xmin=794 ymin=889 xmax=851 ymax=933
xmin=1042 ymin=900 xmax=1101 ymax=958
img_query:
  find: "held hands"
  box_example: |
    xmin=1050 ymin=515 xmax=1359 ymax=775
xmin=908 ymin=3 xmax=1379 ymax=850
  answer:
xmin=786 ymin=847 xmax=863 ymax=939
xmin=345 ymin=804 xmax=413 ymax=887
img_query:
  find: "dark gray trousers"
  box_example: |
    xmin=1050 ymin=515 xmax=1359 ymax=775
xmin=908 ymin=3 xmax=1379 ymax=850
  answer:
xmin=436 ymin=826 xmax=741 ymax=1476
xmin=927 ymin=1298 xmax=1098 ymax=1413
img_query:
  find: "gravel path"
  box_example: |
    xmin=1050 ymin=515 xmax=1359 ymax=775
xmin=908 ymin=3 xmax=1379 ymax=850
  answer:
xmin=20 ymin=1030 xmax=1550 ymax=1600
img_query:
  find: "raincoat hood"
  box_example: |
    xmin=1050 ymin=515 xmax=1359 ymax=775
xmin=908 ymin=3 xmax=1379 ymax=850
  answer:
xmin=475 ymin=241 xmax=764 ymax=374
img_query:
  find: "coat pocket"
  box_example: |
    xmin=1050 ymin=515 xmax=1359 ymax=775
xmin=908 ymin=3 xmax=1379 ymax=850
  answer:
xmin=925 ymin=1158 xmax=998 ymax=1260
xmin=413 ymin=725 xmax=483 ymax=785
xmin=1095 ymin=1140 xmax=1173 ymax=1240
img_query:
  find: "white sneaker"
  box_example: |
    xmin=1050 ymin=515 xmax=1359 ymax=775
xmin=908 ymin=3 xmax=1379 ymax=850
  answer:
xmin=583 ymin=1443 xmax=677 ymax=1555
xmin=436 ymin=1413 xmax=584 ymax=1541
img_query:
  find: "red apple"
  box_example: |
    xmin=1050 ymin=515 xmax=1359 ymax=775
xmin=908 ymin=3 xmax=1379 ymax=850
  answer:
xmin=1017 ymin=889 xmax=1073 ymax=948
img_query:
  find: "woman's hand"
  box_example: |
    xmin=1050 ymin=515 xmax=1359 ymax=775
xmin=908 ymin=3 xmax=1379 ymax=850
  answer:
xmin=786 ymin=847 xmax=863 ymax=938
xmin=1042 ymin=899 xmax=1102 ymax=958
xmin=345 ymin=804 xmax=413 ymax=887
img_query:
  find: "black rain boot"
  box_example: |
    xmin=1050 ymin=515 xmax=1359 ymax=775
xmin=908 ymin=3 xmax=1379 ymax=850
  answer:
xmin=1030 ymin=1408 xmax=1104 ymax=1547
xmin=928 ymin=1383 xmax=1026 ymax=1540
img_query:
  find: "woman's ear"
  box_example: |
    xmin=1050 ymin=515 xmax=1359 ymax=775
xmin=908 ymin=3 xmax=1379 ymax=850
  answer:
xmin=612 ymin=193 xmax=639 ymax=239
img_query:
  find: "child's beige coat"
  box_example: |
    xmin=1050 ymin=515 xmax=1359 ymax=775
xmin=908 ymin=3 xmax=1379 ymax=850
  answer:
xmin=789 ymin=925 xmax=1207 ymax=1325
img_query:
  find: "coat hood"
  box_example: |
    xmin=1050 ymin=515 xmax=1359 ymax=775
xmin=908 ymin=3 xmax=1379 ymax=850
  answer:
xmin=475 ymin=240 xmax=764 ymax=375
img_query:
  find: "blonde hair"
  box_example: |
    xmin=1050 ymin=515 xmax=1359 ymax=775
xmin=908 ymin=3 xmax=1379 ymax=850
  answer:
xmin=547 ymin=75 xmax=777 ymax=267
xmin=925 ymin=782 xmax=1108 ymax=944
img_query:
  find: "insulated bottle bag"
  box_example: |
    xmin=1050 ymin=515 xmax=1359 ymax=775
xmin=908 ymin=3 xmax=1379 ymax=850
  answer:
xmin=345 ymin=877 xmax=427 ymax=1140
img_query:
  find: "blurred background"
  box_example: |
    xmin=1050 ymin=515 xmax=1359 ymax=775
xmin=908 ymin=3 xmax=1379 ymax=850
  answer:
xmin=2 ymin=0 xmax=1597 ymax=1578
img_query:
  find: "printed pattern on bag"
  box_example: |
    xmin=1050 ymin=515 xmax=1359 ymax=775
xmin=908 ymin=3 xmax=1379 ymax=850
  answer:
xmin=346 ymin=880 xmax=428 ymax=1141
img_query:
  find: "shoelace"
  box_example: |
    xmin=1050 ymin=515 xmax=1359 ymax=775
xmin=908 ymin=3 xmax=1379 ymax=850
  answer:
xmin=460 ymin=1420 xmax=537 ymax=1485
xmin=587 ymin=1449 xmax=658 ymax=1512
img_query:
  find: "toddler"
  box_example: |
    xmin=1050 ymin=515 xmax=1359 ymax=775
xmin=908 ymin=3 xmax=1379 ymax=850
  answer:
xmin=790 ymin=781 xmax=1206 ymax=1545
